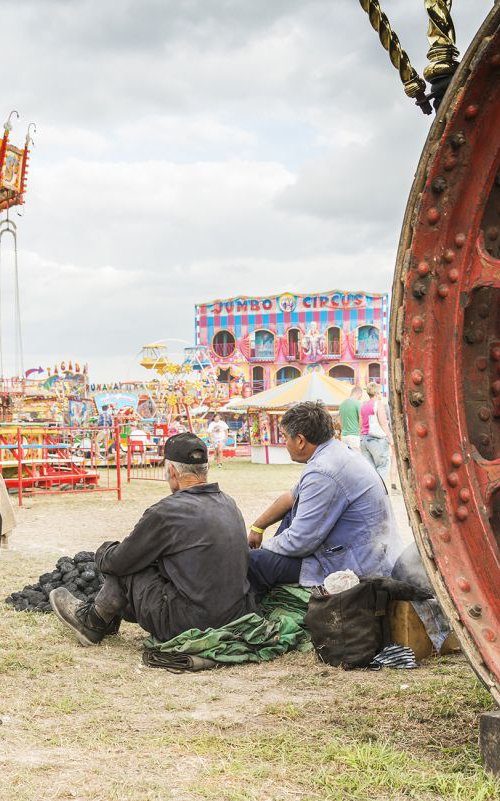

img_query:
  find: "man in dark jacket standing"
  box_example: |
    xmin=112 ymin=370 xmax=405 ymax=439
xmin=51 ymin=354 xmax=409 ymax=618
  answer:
xmin=50 ymin=433 xmax=255 ymax=646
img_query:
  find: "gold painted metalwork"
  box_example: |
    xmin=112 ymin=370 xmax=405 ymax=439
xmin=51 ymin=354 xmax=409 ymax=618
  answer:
xmin=423 ymin=0 xmax=460 ymax=82
xmin=358 ymin=0 xmax=429 ymax=111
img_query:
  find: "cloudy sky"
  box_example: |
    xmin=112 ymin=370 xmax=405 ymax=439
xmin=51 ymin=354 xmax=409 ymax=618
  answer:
xmin=0 ymin=0 xmax=490 ymax=381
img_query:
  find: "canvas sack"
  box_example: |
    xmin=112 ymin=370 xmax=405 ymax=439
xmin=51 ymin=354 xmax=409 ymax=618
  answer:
xmin=304 ymin=576 xmax=432 ymax=670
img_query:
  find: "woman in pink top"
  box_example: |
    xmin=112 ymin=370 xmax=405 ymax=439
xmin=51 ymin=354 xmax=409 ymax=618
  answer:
xmin=360 ymin=382 xmax=393 ymax=487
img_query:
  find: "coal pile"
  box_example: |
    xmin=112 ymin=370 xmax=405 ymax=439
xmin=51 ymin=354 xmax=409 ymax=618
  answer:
xmin=5 ymin=551 xmax=104 ymax=613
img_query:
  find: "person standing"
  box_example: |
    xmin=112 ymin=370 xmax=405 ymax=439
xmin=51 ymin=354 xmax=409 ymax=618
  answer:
xmin=207 ymin=413 xmax=229 ymax=468
xmin=95 ymin=404 xmax=114 ymax=458
xmin=338 ymin=385 xmax=362 ymax=450
xmin=360 ymin=382 xmax=392 ymax=487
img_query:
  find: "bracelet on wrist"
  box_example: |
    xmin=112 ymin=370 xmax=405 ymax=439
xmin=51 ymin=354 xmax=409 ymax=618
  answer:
xmin=250 ymin=525 xmax=265 ymax=535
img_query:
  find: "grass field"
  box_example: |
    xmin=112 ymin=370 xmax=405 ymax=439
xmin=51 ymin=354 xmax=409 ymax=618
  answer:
xmin=1 ymin=461 xmax=499 ymax=801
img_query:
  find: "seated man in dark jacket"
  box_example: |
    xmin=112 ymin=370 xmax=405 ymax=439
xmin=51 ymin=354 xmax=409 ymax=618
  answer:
xmin=50 ymin=433 xmax=255 ymax=646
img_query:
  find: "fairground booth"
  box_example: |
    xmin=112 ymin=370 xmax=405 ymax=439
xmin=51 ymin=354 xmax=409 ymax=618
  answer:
xmin=223 ymin=371 xmax=351 ymax=464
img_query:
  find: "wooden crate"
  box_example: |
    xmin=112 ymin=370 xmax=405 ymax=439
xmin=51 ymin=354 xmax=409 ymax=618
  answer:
xmin=389 ymin=600 xmax=460 ymax=661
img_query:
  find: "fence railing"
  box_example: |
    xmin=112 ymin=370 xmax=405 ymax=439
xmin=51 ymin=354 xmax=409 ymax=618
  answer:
xmin=0 ymin=423 xmax=122 ymax=505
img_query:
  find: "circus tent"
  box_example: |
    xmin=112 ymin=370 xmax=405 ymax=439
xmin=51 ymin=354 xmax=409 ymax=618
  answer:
xmin=223 ymin=371 xmax=352 ymax=463
xmin=223 ymin=371 xmax=351 ymax=411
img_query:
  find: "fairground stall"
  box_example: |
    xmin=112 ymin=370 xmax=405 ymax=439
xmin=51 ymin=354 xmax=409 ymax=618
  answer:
xmin=223 ymin=371 xmax=351 ymax=464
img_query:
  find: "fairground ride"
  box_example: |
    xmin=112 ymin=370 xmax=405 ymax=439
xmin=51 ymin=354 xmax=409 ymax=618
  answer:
xmin=359 ymin=0 xmax=500 ymax=712
xmin=0 ymin=111 xmax=35 ymax=379
xmin=139 ymin=340 xmax=221 ymax=422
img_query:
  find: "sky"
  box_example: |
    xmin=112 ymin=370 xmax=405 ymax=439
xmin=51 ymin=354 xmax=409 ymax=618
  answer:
xmin=0 ymin=0 xmax=491 ymax=381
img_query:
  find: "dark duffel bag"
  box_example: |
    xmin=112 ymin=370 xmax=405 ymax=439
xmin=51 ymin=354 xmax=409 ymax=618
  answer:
xmin=304 ymin=576 xmax=433 ymax=670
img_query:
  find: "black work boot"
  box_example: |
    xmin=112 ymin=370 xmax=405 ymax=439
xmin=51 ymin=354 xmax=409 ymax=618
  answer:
xmin=49 ymin=587 xmax=110 ymax=646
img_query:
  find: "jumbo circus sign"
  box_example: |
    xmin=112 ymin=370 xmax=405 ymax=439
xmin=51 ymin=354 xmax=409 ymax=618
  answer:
xmin=201 ymin=292 xmax=384 ymax=316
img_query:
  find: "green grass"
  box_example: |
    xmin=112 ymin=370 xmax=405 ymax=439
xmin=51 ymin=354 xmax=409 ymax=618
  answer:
xmin=1 ymin=464 xmax=499 ymax=801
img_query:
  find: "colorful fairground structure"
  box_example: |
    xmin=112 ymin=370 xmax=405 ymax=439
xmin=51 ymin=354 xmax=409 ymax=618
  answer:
xmin=0 ymin=111 xmax=33 ymax=213
xmin=194 ymin=290 xmax=389 ymax=398
xmin=0 ymin=111 xmax=35 ymax=381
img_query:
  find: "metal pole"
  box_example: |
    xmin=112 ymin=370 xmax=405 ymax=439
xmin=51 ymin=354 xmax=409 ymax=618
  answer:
xmin=17 ymin=426 xmax=22 ymax=507
xmin=184 ymin=403 xmax=193 ymax=433
xmin=115 ymin=422 xmax=122 ymax=501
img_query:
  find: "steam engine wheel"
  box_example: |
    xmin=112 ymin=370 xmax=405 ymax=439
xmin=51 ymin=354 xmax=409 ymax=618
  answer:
xmin=390 ymin=4 xmax=500 ymax=702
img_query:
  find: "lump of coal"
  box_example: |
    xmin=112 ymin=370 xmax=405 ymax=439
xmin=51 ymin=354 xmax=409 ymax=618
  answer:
xmin=61 ymin=568 xmax=80 ymax=582
xmin=74 ymin=551 xmax=94 ymax=563
xmin=56 ymin=557 xmax=75 ymax=569
xmin=5 ymin=550 xmax=104 ymax=614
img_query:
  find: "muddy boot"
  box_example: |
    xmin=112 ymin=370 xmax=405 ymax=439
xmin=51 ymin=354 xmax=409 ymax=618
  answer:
xmin=105 ymin=616 xmax=122 ymax=636
xmin=49 ymin=587 xmax=109 ymax=646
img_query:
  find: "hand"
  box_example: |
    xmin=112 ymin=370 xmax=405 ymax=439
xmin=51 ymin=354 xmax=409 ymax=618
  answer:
xmin=248 ymin=528 xmax=263 ymax=549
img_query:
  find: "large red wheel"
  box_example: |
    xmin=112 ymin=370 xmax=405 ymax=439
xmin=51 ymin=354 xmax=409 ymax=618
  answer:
xmin=390 ymin=4 xmax=500 ymax=702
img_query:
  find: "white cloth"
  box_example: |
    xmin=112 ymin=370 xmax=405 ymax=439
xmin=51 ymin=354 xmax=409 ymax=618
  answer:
xmin=324 ymin=569 xmax=360 ymax=595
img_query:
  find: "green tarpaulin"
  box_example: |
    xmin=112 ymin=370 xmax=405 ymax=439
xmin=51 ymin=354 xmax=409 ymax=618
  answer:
xmin=143 ymin=585 xmax=312 ymax=671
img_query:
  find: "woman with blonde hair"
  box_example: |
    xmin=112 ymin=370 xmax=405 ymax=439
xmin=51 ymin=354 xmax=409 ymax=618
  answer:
xmin=359 ymin=382 xmax=392 ymax=488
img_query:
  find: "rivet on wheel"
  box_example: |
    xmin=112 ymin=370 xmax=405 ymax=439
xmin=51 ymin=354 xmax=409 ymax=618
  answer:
xmin=456 ymin=505 xmax=469 ymax=521
xmin=490 ymin=54 xmax=500 ymax=68
xmin=454 ymin=232 xmax=466 ymax=248
xmin=459 ymin=488 xmax=471 ymax=504
xmin=478 ymin=303 xmax=490 ymax=318
xmin=491 ymin=380 xmax=500 ymax=396
xmin=457 ymin=577 xmax=471 ymax=592
xmin=448 ymin=268 xmax=459 ymax=283
xmin=491 ymin=346 xmax=500 ymax=362
xmin=412 ymin=316 xmax=424 ymax=333
xmin=444 ymin=155 xmax=458 ymax=171
xmin=427 ymin=207 xmax=440 ymax=224
xmin=478 ymin=407 xmax=491 ymax=422
xmin=476 ymin=357 xmax=488 ymax=371
xmin=451 ymin=452 xmax=463 ymax=468
xmin=417 ymin=261 xmax=430 ymax=276
xmin=479 ymin=433 xmax=491 ymax=447
xmin=423 ymin=473 xmax=436 ymax=490
xmin=468 ymin=604 xmax=482 ymax=619
xmin=443 ymin=249 xmax=455 ymax=263
xmin=411 ymin=370 xmax=424 ymax=386
xmin=447 ymin=472 xmax=459 ymax=487
xmin=438 ymin=284 xmax=449 ymax=298
xmin=464 ymin=104 xmax=479 ymax=120
xmin=439 ymin=529 xmax=451 ymax=543
xmin=415 ymin=422 xmax=428 ymax=438
xmin=486 ymin=226 xmax=499 ymax=241
xmin=483 ymin=628 xmax=497 ymax=642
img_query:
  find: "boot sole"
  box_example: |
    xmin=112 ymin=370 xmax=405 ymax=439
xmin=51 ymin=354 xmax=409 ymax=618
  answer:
xmin=49 ymin=595 xmax=98 ymax=647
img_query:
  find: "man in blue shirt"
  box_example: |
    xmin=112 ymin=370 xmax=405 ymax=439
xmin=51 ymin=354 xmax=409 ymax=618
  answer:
xmin=248 ymin=402 xmax=398 ymax=594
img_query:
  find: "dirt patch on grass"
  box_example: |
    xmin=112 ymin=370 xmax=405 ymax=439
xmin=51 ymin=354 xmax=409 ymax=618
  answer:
xmin=1 ymin=462 xmax=498 ymax=801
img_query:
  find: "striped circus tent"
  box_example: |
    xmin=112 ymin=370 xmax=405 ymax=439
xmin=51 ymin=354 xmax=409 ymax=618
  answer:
xmin=223 ymin=371 xmax=352 ymax=411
